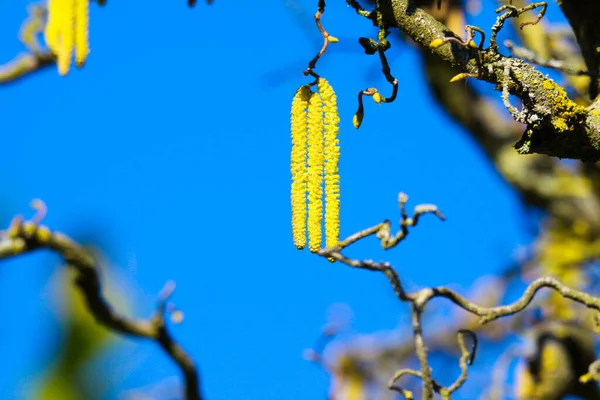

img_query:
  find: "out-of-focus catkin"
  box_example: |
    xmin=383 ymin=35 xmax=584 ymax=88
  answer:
xmin=44 ymin=0 xmax=61 ymax=54
xmin=307 ymin=91 xmax=325 ymax=253
xmin=75 ymin=0 xmax=90 ymax=67
xmin=44 ymin=0 xmax=90 ymax=76
xmin=318 ymin=78 xmax=340 ymax=255
xmin=57 ymin=0 xmax=75 ymax=76
xmin=290 ymin=86 xmax=311 ymax=250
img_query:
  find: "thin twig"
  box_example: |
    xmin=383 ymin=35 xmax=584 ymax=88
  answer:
xmin=353 ymin=26 xmax=399 ymax=128
xmin=489 ymin=2 xmax=547 ymax=54
xmin=388 ymin=368 xmax=443 ymax=399
xmin=481 ymin=345 xmax=519 ymax=399
xmin=501 ymin=62 xmax=526 ymax=123
xmin=443 ymin=25 xmax=485 ymax=50
xmin=304 ymin=0 xmax=337 ymax=75
xmin=444 ymin=329 xmax=478 ymax=395
xmin=580 ymin=359 xmax=600 ymax=383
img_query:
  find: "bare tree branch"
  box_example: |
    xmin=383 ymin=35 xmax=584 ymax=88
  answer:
xmin=318 ymin=192 xmax=600 ymax=399
xmin=0 ymin=201 xmax=203 ymax=400
xmin=0 ymin=52 xmax=54 ymax=84
xmin=0 ymin=4 xmax=55 ymax=84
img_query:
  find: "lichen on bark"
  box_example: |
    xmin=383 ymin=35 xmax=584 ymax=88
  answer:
xmin=368 ymin=0 xmax=600 ymax=161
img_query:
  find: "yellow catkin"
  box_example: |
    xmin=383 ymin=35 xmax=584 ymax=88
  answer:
xmin=290 ymin=86 xmax=311 ymax=250
xmin=307 ymin=91 xmax=324 ymax=253
xmin=318 ymin=78 xmax=340 ymax=259
xmin=74 ymin=0 xmax=90 ymax=68
xmin=44 ymin=0 xmax=62 ymax=54
xmin=57 ymin=0 xmax=75 ymax=76
xmin=332 ymin=357 xmax=366 ymax=400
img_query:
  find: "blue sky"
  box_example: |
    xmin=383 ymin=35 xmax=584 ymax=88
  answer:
xmin=0 ymin=1 xmax=547 ymax=399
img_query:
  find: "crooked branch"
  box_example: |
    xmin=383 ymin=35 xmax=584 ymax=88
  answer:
xmin=318 ymin=192 xmax=600 ymax=399
xmin=0 ymin=201 xmax=202 ymax=400
xmin=0 ymin=4 xmax=54 ymax=84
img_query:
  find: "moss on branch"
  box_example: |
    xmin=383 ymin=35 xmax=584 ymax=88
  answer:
xmin=373 ymin=0 xmax=600 ymax=161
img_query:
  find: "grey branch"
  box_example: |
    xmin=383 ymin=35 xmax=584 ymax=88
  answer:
xmin=0 ymin=52 xmax=54 ymax=84
xmin=318 ymin=193 xmax=600 ymax=399
xmin=504 ymin=39 xmax=594 ymax=78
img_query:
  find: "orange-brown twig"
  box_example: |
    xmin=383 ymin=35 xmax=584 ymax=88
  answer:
xmin=304 ymin=0 xmax=338 ymax=76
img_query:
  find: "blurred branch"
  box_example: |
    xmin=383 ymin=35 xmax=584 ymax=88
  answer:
xmin=0 ymin=201 xmax=203 ymax=400
xmin=1 ymin=0 xmax=211 ymax=84
xmin=481 ymin=345 xmax=519 ymax=400
xmin=0 ymin=4 xmax=54 ymax=84
xmin=505 ymin=39 xmax=594 ymax=78
xmin=0 ymin=52 xmax=54 ymax=84
xmin=188 ymin=0 xmax=213 ymax=7
xmin=580 ymin=359 xmax=600 ymax=384
xmin=556 ymin=0 xmax=600 ymax=99
xmin=35 ymin=265 xmax=115 ymax=400
xmin=314 ymin=281 xmax=519 ymax=400
xmin=445 ymin=329 xmax=477 ymax=393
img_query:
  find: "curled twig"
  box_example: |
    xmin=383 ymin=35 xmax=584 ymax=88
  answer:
xmin=30 ymin=198 xmax=47 ymax=226
xmin=0 ymin=4 xmax=55 ymax=85
xmin=516 ymin=2 xmax=547 ymax=29
xmin=304 ymin=0 xmax=338 ymax=75
xmin=19 ymin=4 xmax=46 ymax=54
xmin=303 ymin=322 xmax=338 ymax=364
xmin=353 ymin=31 xmax=399 ymax=128
xmin=377 ymin=44 xmax=399 ymax=98
xmin=388 ymin=368 xmax=443 ymax=399
xmin=501 ymin=62 xmax=526 ymax=123
xmin=444 ymin=329 xmax=478 ymax=395
xmin=438 ymin=24 xmax=485 ymax=51
xmin=429 ymin=24 xmax=484 ymax=82
xmin=0 ymin=201 xmax=202 ymax=400
xmin=459 ymin=329 xmax=477 ymax=367
xmin=490 ymin=2 xmax=548 ymax=54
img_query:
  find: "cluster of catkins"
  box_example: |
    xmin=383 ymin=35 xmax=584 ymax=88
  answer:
xmin=45 ymin=0 xmax=90 ymax=76
xmin=290 ymin=78 xmax=341 ymax=258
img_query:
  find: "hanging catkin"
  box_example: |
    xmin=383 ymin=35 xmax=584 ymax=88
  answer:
xmin=318 ymin=78 xmax=340 ymax=251
xmin=290 ymin=86 xmax=311 ymax=250
xmin=44 ymin=0 xmax=90 ymax=76
xmin=290 ymin=78 xmax=341 ymax=256
xmin=306 ymin=91 xmax=325 ymax=253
